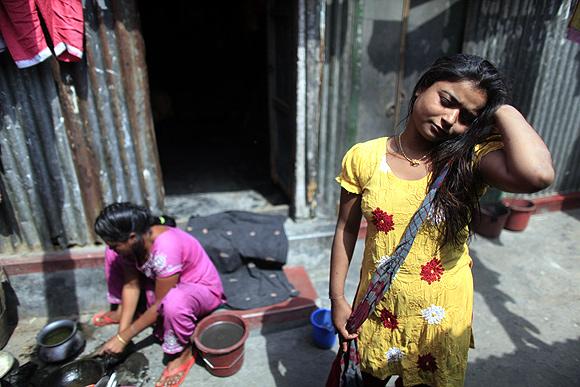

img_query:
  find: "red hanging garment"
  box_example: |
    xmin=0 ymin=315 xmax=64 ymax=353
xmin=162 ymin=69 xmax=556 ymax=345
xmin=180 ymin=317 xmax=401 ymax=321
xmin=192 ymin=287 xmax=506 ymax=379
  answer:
xmin=0 ymin=0 xmax=83 ymax=68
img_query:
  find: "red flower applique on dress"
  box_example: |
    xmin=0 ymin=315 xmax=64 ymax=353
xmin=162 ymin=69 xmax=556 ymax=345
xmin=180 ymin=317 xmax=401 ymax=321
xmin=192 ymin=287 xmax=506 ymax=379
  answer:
xmin=380 ymin=308 xmax=398 ymax=330
xmin=372 ymin=208 xmax=395 ymax=234
xmin=420 ymin=257 xmax=444 ymax=284
xmin=417 ymin=353 xmax=438 ymax=372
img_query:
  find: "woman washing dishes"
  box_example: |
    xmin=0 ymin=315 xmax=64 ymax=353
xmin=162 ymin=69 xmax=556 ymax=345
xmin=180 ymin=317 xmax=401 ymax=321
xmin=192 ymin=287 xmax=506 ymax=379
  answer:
xmin=329 ymin=54 xmax=554 ymax=386
xmin=93 ymin=202 xmax=225 ymax=386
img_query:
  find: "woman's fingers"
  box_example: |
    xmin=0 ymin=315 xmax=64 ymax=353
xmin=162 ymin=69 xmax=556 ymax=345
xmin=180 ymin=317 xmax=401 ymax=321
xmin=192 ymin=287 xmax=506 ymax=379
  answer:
xmin=341 ymin=339 xmax=348 ymax=353
xmin=336 ymin=325 xmax=358 ymax=352
xmin=338 ymin=332 xmax=358 ymax=352
xmin=331 ymin=297 xmax=358 ymax=352
xmin=100 ymin=337 xmax=124 ymax=355
xmin=337 ymin=326 xmax=357 ymax=340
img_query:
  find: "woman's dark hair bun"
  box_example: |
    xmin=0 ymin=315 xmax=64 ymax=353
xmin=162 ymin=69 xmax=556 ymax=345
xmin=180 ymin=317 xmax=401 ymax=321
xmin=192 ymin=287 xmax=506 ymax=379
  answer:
xmin=94 ymin=202 xmax=175 ymax=242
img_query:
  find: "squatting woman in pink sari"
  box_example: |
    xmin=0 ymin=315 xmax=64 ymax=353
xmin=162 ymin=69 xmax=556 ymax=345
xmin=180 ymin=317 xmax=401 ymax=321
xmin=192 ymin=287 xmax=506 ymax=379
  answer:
xmin=94 ymin=202 xmax=225 ymax=386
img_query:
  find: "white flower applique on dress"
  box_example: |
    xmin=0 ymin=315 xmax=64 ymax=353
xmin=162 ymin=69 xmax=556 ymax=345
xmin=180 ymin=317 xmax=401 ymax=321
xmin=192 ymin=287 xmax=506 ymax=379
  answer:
xmin=141 ymin=252 xmax=182 ymax=278
xmin=386 ymin=347 xmax=404 ymax=363
xmin=421 ymin=304 xmax=446 ymax=325
xmin=376 ymin=255 xmax=397 ymax=280
xmin=162 ymin=329 xmax=184 ymax=354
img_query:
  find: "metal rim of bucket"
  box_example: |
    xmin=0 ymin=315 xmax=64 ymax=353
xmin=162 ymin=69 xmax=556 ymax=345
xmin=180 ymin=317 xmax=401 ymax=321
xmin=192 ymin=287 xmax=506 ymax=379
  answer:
xmin=503 ymin=199 xmax=536 ymax=212
xmin=192 ymin=313 xmax=249 ymax=355
xmin=201 ymin=350 xmax=244 ymax=370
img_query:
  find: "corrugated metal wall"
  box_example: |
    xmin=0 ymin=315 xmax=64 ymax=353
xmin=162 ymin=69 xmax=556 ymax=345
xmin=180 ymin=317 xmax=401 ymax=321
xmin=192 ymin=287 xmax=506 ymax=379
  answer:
xmin=0 ymin=1 xmax=163 ymax=254
xmin=315 ymin=0 xmax=361 ymax=218
xmin=316 ymin=0 xmax=471 ymax=217
xmin=464 ymin=0 xmax=580 ymax=197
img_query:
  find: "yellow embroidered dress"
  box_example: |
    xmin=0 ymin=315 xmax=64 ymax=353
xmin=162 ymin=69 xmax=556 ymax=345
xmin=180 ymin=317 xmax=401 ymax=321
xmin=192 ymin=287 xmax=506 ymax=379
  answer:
xmin=336 ymin=137 xmax=500 ymax=386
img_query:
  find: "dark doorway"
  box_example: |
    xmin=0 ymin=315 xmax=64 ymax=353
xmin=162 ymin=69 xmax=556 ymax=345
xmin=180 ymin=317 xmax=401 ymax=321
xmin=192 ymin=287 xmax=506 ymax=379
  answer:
xmin=137 ymin=1 xmax=290 ymax=220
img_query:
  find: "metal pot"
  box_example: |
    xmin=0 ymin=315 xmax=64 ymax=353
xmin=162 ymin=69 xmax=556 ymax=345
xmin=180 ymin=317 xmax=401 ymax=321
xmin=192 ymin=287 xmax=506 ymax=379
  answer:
xmin=36 ymin=320 xmax=85 ymax=363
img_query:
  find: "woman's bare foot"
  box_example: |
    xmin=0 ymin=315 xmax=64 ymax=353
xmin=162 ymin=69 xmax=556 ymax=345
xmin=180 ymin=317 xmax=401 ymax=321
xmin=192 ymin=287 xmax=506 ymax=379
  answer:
xmin=155 ymin=347 xmax=196 ymax=386
xmin=92 ymin=309 xmax=121 ymax=326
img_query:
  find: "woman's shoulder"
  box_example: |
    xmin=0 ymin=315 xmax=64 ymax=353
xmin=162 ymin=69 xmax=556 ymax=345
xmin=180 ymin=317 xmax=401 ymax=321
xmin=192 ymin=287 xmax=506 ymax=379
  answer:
xmin=474 ymin=134 xmax=503 ymax=165
xmin=475 ymin=134 xmax=503 ymax=151
xmin=343 ymin=137 xmax=387 ymax=162
xmin=153 ymin=227 xmax=190 ymax=248
xmin=352 ymin=137 xmax=387 ymax=151
xmin=337 ymin=137 xmax=388 ymax=193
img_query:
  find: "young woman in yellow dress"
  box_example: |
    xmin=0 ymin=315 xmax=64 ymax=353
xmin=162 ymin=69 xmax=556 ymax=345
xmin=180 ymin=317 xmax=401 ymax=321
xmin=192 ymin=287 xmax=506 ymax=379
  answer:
xmin=329 ymin=54 xmax=554 ymax=387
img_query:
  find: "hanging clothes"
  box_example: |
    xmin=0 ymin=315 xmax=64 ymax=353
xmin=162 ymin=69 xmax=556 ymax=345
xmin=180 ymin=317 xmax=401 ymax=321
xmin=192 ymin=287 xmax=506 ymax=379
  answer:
xmin=568 ymin=1 xmax=580 ymax=44
xmin=0 ymin=0 xmax=84 ymax=68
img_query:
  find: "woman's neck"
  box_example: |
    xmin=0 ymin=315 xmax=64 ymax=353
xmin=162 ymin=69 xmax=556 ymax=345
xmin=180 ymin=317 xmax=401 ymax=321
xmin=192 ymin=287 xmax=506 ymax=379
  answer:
xmin=398 ymin=126 xmax=433 ymax=160
xmin=146 ymin=225 xmax=170 ymax=247
xmin=136 ymin=228 xmax=156 ymax=265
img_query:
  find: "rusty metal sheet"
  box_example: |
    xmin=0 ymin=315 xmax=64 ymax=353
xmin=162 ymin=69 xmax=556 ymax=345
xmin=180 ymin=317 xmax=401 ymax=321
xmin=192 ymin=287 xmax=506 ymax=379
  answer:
xmin=0 ymin=0 xmax=163 ymax=254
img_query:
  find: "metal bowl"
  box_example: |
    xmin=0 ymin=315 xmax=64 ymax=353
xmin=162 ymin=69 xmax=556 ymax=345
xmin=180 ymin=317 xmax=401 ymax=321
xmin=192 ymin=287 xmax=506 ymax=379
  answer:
xmin=0 ymin=351 xmax=15 ymax=379
xmin=42 ymin=359 xmax=104 ymax=387
xmin=36 ymin=320 xmax=85 ymax=363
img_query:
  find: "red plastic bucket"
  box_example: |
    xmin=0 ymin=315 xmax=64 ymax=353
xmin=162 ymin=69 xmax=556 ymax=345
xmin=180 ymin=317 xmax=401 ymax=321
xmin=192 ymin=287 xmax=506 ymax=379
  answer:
xmin=472 ymin=202 xmax=511 ymax=238
xmin=502 ymin=199 xmax=536 ymax=231
xmin=192 ymin=313 xmax=249 ymax=377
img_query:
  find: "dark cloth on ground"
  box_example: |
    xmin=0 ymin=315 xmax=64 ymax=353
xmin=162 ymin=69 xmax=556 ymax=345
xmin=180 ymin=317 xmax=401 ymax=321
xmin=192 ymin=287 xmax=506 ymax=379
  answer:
xmin=186 ymin=211 xmax=298 ymax=309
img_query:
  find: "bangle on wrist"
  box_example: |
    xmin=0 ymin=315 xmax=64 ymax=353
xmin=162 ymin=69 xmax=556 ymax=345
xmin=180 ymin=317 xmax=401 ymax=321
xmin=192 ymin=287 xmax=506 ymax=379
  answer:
xmin=116 ymin=333 xmax=128 ymax=345
xmin=329 ymin=294 xmax=345 ymax=300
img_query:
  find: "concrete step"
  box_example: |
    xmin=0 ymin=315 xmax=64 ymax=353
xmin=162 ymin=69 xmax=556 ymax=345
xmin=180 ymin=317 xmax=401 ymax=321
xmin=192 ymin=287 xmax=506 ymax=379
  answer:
xmin=285 ymin=218 xmax=335 ymax=270
xmin=165 ymin=189 xmax=290 ymax=228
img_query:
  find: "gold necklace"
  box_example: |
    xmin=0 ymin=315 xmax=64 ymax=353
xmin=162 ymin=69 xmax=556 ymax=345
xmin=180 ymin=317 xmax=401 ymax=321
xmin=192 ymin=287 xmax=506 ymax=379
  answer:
xmin=396 ymin=134 xmax=428 ymax=167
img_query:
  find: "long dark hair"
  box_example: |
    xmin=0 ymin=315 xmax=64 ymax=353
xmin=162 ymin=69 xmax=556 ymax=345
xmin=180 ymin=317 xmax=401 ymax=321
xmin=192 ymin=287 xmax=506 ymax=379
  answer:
xmin=408 ymin=54 xmax=509 ymax=246
xmin=94 ymin=202 xmax=176 ymax=243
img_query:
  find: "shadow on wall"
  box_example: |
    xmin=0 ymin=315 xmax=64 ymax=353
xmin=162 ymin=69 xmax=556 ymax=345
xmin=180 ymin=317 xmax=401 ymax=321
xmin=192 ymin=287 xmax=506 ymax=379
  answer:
xmin=364 ymin=0 xmax=468 ymax=133
xmin=367 ymin=19 xmax=404 ymax=76
xmin=0 ymin=268 xmax=19 ymax=349
xmin=41 ymin=252 xmax=80 ymax=320
xmin=0 ymin=58 xmax=23 ymax=244
xmin=0 ymin=168 xmax=20 ymax=242
xmin=367 ymin=0 xmax=467 ymax=77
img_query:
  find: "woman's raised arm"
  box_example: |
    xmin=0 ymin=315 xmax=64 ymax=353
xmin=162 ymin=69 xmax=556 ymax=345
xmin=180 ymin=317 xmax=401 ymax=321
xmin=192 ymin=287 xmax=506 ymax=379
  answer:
xmin=479 ymin=104 xmax=554 ymax=193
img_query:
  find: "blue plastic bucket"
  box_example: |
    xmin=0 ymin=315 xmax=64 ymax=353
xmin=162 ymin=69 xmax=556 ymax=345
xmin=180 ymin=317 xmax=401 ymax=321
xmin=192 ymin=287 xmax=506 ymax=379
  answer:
xmin=310 ymin=308 xmax=337 ymax=349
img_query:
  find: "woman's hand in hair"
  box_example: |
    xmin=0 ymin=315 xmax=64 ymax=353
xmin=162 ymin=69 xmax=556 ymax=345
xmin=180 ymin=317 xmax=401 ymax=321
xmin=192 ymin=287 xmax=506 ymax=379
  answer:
xmin=479 ymin=104 xmax=554 ymax=193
